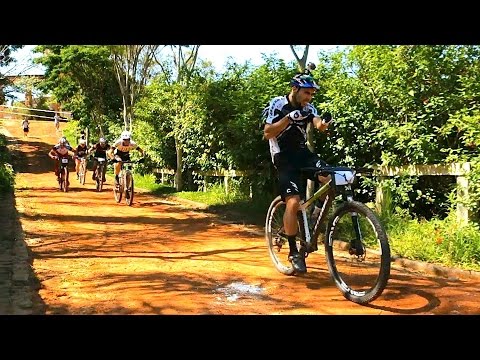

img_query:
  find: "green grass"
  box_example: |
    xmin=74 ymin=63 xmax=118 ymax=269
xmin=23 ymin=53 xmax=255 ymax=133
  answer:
xmin=386 ymin=213 xmax=480 ymax=272
xmin=134 ymin=175 xmax=270 ymax=226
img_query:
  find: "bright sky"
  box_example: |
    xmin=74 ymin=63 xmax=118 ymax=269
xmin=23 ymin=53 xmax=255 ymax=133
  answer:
xmin=2 ymin=45 xmax=344 ymax=100
xmin=197 ymin=45 xmax=343 ymax=72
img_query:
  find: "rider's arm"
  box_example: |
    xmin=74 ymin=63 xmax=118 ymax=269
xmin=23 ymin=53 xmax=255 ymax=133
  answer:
xmin=312 ymin=115 xmax=331 ymax=132
xmin=107 ymin=148 xmax=115 ymax=159
xmin=264 ymin=115 xmax=292 ymax=140
xmin=48 ymin=149 xmax=57 ymax=159
xmin=137 ymin=146 xmax=145 ymax=157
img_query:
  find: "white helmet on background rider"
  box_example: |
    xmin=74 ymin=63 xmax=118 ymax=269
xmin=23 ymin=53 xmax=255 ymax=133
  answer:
xmin=59 ymin=137 xmax=67 ymax=145
xmin=79 ymin=139 xmax=86 ymax=145
xmin=121 ymin=130 xmax=131 ymax=140
xmin=99 ymin=137 xmax=106 ymax=144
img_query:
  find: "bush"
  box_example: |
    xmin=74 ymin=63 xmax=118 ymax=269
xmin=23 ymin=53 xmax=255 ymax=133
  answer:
xmin=0 ymin=133 xmax=14 ymax=193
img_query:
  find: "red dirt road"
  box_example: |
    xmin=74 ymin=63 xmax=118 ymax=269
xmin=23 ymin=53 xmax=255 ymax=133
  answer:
xmin=2 ymin=118 xmax=480 ymax=315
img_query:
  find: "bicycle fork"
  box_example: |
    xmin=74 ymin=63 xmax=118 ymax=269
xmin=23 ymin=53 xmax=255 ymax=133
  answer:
xmin=345 ymin=190 xmax=366 ymax=259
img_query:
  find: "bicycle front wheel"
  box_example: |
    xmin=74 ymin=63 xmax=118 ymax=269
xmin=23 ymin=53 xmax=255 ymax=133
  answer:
xmin=324 ymin=201 xmax=390 ymax=304
xmin=96 ymin=166 xmax=103 ymax=192
xmin=114 ymin=175 xmax=122 ymax=203
xmin=63 ymin=168 xmax=69 ymax=193
xmin=79 ymin=162 xmax=86 ymax=185
xmin=124 ymin=171 xmax=134 ymax=206
xmin=265 ymin=195 xmax=306 ymax=276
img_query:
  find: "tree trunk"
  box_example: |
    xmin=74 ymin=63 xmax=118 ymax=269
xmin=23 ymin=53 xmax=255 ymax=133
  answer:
xmin=174 ymin=134 xmax=183 ymax=191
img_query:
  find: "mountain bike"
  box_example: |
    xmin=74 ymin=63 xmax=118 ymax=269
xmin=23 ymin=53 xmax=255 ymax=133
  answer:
xmin=77 ymin=156 xmax=87 ymax=185
xmin=92 ymin=156 xmax=107 ymax=192
xmin=112 ymin=158 xmax=143 ymax=206
xmin=57 ymin=155 xmax=70 ymax=192
xmin=265 ymin=165 xmax=390 ymax=305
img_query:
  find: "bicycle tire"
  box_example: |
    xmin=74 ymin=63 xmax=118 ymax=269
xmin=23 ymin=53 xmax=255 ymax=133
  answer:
xmin=63 ymin=167 xmax=69 ymax=193
xmin=324 ymin=200 xmax=390 ymax=304
xmin=58 ymin=171 xmax=63 ymax=191
xmin=124 ymin=171 xmax=134 ymax=206
xmin=114 ymin=173 xmax=122 ymax=203
xmin=265 ymin=195 xmax=306 ymax=276
xmin=96 ymin=165 xmax=103 ymax=192
xmin=79 ymin=161 xmax=86 ymax=185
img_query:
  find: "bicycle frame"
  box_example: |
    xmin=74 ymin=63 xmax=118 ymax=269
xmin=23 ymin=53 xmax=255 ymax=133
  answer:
xmin=299 ymin=180 xmax=331 ymax=248
xmin=298 ymin=166 xmax=364 ymax=253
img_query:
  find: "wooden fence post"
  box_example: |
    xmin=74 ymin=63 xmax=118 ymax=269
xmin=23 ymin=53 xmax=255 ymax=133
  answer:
xmin=456 ymin=162 xmax=470 ymax=226
xmin=375 ymin=176 xmax=388 ymax=215
xmin=224 ymin=173 xmax=229 ymax=195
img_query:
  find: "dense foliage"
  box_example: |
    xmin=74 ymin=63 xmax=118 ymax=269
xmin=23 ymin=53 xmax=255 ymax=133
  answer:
xmin=33 ymin=45 xmax=480 ymax=222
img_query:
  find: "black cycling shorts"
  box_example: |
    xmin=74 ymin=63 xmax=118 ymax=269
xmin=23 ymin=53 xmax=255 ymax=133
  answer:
xmin=273 ymin=149 xmax=328 ymax=202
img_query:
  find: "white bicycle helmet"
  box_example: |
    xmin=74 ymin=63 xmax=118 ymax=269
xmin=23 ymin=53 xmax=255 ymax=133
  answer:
xmin=121 ymin=130 xmax=131 ymax=140
xmin=79 ymin=139 xmax=86 ymax=145
xmin=99 ymin=137 xmax=106 ymax=144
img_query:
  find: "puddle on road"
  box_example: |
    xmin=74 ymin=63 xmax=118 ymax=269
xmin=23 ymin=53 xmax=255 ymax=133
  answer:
xmin=215 ymin=282 xmax=265 ymax=302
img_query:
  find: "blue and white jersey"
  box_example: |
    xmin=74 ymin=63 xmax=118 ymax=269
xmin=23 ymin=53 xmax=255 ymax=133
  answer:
xmin=262 ymin=95 xmax=317 ymax=162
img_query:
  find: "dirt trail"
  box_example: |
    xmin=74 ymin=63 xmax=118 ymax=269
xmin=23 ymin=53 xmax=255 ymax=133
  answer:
xmin=1 ymin=118 xmax=480 ymax=315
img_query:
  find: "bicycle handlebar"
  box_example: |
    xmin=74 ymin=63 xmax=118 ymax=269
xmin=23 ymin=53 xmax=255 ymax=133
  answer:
xmin=109 ymin=158 xmax=144 ymax=164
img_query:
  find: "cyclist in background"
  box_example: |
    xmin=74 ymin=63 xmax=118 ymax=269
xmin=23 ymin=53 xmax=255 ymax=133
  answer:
xmin=74 ymin=139 xmax=89 ymax=180
xmin=107 ymin=130 xmax=145 ymax=187
xmin=48 ymin=137 xmax=76 ymax=183
xmin=262 ymin=71 xmax=332 ymax=275
xmin=89 ymin=137 xmax=111 ymax=182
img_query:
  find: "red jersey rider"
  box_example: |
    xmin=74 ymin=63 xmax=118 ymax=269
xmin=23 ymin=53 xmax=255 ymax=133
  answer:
xmin=48 ymin=137 xmax=75 ymax=181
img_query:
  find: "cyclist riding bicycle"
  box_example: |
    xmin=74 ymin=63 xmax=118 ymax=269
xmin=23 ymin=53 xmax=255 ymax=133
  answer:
xmin=48 ymin=137 xmax=76 ymax=183
xmin=89 ymin=137 xmax=111 ymax=182
xmin=107 ymin=130 xmax=145 ymax=187
xmin=262 ymin=70 xmax=333 ymax=275
xmin=74 ymin=138 xmax=89 ymax=180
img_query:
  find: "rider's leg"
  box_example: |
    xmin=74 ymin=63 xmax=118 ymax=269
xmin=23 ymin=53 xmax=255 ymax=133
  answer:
xmin=75 ymin=158 xmax=80 ymax=178
xmin=284 ymin=194 xmax=302 ymax=252
xmin=54 ymin=160 xmax=59 ymax=178
xmin=114 ymin=162 xmax=121 ymax=184
xmin=277 ymin=163 xmax=307 ymax=274
xmin=92 ymin=159 xmax=98 ymax=180
xmin=102 ymin=163 xmax=107 ymax=182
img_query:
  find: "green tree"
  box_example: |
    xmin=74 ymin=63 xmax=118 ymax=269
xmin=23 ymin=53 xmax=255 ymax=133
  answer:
xmin=110 ymin=45 xmax=161 ymax=132
xmin=34 ymin=45 xmax=122 ymax=140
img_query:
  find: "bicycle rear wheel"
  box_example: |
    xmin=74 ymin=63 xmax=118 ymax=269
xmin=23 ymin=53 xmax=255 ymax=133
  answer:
xmin=124 ymin=171 xmax=134 ymax=206
xmin=324 ymin=201 xmax=390 ymax=304
xmin=265 ymin=195 xmax=306 ymax=276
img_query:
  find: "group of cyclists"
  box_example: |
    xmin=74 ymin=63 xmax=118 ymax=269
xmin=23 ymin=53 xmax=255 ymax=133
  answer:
xmin=48 ymin=130 xmax=144 ymax=188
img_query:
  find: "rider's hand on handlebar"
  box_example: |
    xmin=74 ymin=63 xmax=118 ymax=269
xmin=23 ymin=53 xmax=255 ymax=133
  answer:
xmin=321 ymin=112 xmax=333 ymax=124
xmin=288 ymin=110 xmax=310 ymax=122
